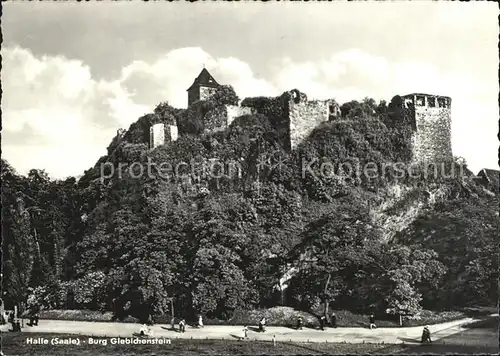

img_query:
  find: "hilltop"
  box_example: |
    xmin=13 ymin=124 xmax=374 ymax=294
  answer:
xmin=1 ymin=86 xmax=497 ymax=324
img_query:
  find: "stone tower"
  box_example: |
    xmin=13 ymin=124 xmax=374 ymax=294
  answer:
xmin=187 ymin=68 xmax=220 ymax=107
xmin=395 ymin=93 xmax=453 ymax=162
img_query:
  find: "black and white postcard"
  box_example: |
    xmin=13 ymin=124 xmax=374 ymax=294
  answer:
xmin=1 ymin=2 xmax=498 ymax=355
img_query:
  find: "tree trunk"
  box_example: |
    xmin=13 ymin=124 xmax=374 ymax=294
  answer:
xmin=33 ymin=227 xmax=40 ymax=258
xmin=170 ymin=298 xmax=175 ymax=328
xmin=323 ymin=274 xmax=331 ymax=319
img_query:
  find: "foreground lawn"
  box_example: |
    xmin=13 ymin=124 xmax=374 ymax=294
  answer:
xmin=1 ymin=332 xmax=402 ymax=355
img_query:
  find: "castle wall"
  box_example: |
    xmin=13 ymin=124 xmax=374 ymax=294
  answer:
xmin=226 ymin=105 xmax=254 ymax=127
xmin=150 ymin=123 xmax=165 ymax=149
xmin=149 ymin=123 xmax=178 ymax=149
xmin=165 ymin=125 xmax=179 ymax=143
xmin=413 ymin=107 xmax=452 ymax=162
xmin=241 ymin=91 xmax=339 ymax=150
xmin=288 ymin=99 xmax=329 ymax=149
xmin=204 ymin=105 xmax=255 ymax=133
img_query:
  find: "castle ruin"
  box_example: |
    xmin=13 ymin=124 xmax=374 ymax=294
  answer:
xmin=148 ymin=68 xmax=453 ymax=162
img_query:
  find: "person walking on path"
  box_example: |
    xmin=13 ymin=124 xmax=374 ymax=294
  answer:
xmin=421 ymin=326 xmax=432 ymax=343
xmin=179 ymin=319 xmax=186 ymax=333
xmin=198 ymin=315 xmax=204 ymax=328
xmin=369 ymin=314 xmax=377 ymax=329
xmin=296 ymin=316 xmax=303 ymax=330
xmin=330 ymin=312 xmax=337 ymax=328
xmin=319 ymin=315 xmax=326 ymax=330
xmin=259 ymin=317 xmax=266 ymax=332
xmin=29 ymin=313 xmax=39 ymax=327
xmin=139 ymin=324 xmax=150 ymax=336
xmin=242 ymin=325 xmax=249 ymax=339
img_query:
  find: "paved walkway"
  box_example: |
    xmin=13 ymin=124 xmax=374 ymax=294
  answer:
xmin=2 ymin=315 xmax=495 ymax=345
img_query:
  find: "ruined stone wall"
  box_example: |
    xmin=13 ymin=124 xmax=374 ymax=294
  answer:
xmin=241 ymin=91 xmax=339 ymax=150
xmin=288 ymin=94 xmax=330 ymax=149
xmin=165 ymin=124 xmax=179 ymax=143
xmin=149 ymin=123 xmax=178 ymax=148
xmin=226 ymin=105 xmax=254 ymax=127
xmin=203 ymin=105 xmax=255 ymax=133
xmin=413 ymin=107 xmax=452 ymax=162
xmin=150 ymin=123 xmax=165 ymax=149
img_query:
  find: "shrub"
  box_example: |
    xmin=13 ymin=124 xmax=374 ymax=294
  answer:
xmin=38 ymin=309 xmax=138 ymax=323
xmin=207 ymin=85 xmax=239 ymax=108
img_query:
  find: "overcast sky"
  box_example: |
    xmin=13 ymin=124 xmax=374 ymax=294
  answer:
xmin=2 ymin=2 xmax=498 ymax=179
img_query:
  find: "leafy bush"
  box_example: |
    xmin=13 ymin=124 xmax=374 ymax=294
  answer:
xmin=153 ymin=101 xmax=180 ymax=125
xmin=38 ymin=309 xmax=138 ymax=323
xmin=177 ymin=101 xmax=206 ymax=135
xmin=207 ymin=85 xmax=239 ymax=108
xmin=229 ymin=306 xmax=319 ymax=327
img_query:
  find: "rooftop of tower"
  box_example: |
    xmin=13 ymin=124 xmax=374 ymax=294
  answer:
xmin=186 ymin=68 xmax=220 ymax=91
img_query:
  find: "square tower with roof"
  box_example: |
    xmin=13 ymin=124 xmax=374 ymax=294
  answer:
xmin=186 ymin=68 xmax=220 ymax=107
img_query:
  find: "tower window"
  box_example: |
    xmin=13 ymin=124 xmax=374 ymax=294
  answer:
xmin=437 ymin=98 xmax=446 ymax=108
xmin=415 ymin=96 xmax=425 ymax=106
xmin=428 ymin=97 xmax=436 ymax=107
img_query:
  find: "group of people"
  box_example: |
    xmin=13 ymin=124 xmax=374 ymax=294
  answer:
xmin=137 ymin=312 xmax=432 ymax=344
xmin=319 ymin=312 xmax=338 ymax=330
xmin=4 ymin=308 xmax=39 ymax=332
xmin=7 ymin=312 xmax=21 ymax=332
xmin=139 ymin=316 xmax=191 ymax=336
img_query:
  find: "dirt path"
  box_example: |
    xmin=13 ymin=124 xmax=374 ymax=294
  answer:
xmin=2 ymin=315 xmax=495 ymax=345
